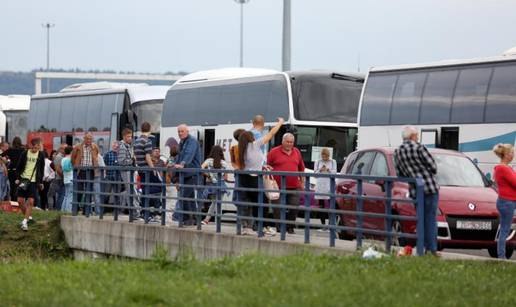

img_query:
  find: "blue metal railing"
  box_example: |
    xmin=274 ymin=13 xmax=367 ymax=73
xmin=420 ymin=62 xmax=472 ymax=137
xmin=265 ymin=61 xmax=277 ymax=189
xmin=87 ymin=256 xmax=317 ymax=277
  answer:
xmin=71 ymin=166 xmax=426 ymax=255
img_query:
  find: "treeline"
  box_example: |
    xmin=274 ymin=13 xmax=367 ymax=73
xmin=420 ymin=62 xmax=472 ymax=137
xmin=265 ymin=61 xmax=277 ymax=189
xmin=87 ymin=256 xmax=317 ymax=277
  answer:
xmin=0 ymin=68 xmax=187 ymax=95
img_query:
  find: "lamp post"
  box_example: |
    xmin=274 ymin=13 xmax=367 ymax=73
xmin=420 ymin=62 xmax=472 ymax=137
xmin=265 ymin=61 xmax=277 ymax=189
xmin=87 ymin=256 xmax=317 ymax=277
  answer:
xmin=234 ymin=0 xmax=250 ymax=67
xmin=282 ymin=0 xmax=291 ymax=71
xmin=42 ymin=23 xmax=55 ymax=93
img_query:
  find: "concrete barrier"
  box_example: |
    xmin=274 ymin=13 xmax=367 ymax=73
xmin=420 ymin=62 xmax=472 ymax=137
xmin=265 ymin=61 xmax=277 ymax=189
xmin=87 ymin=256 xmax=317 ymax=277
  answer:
xmin=60 ymin=216 xmax=355 ymax=260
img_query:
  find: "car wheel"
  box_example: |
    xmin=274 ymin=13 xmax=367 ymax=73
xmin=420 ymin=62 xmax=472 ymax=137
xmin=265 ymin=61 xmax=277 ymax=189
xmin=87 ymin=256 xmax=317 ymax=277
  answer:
xmin=337 ymin=215 xmax=354 ymax=240
xmin=488 ymin=246 xmax=514 ymax=259
xmin=391 ymin=220 xmax=407 ymax=247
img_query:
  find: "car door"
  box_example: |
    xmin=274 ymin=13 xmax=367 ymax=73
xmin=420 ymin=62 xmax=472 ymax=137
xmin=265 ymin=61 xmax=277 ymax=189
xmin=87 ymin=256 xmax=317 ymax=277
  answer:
xmin=365 ymin=152 xmax=390 ymax=234
xmin=339 ymin=151 xmax=376 ymax=228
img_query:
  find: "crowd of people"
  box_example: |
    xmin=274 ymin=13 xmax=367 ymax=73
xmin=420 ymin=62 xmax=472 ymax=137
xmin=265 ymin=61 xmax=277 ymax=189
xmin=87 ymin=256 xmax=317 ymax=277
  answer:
xmin=2 ymin=116 xmax=514 ymax=259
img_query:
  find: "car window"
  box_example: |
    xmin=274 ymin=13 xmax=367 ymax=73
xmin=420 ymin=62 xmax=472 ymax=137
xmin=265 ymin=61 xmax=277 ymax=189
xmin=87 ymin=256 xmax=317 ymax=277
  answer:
xmin=342 ymin=152 xmax=358 ymax=174
xmin=350 ymin=152 xmax=376 ymax=175
xmin=370 ymin=153 xmax=389 ymax=177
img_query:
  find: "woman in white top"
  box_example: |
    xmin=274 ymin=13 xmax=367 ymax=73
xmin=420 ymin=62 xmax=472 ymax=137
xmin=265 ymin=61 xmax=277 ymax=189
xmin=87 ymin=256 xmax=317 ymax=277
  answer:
xmin=314 ymin=148 xmax=337 ymax=230
xmin=237 ymin=117 xmax=284 ymax=235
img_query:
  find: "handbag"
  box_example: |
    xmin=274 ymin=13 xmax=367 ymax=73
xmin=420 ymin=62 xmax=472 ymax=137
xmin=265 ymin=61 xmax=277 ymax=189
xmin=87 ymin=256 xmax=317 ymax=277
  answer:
xmin=263 ymin=175 xmax=280 ymax=200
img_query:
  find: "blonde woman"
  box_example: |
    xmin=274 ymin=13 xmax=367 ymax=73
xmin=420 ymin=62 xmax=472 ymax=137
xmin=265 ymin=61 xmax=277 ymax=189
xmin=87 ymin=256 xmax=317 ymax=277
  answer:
xmin=492 ymin=143 xmax=516 ymax=259
xmin=314 ymin=148 xmax=337 ymax=231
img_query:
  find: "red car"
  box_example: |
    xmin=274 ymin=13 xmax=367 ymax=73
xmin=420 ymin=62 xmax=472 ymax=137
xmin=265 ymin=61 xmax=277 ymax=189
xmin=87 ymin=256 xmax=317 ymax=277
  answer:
xmin=336 ymin=147 xmax=516 ymax=258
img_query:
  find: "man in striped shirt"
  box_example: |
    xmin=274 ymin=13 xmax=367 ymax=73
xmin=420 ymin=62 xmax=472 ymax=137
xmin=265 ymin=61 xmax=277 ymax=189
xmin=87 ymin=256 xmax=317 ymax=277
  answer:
xmin=394 ymin=126 xmax=440 ymax=256
xmin=118 ymin=128 xmax=134 ymax=215
xmin=134 ymin=122 xmax=155 ymax=221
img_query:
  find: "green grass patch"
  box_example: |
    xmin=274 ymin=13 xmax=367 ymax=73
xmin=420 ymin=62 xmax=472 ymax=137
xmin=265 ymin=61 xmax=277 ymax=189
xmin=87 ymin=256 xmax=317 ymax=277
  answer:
xmin=0 ymin=253 xmax=514 ymax=306
xmin=0 ymin=210 xmax=71 ymax=262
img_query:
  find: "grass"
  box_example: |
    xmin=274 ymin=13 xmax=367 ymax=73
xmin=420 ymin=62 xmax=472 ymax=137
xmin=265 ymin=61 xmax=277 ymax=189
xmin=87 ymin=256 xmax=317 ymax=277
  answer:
xmin=0 ymin=253 xmax=515 ymax=307
xmin=0 ymin=210 xmax=71 ymax=262
xmin=1 ymin=210 xmax=515 ymax=306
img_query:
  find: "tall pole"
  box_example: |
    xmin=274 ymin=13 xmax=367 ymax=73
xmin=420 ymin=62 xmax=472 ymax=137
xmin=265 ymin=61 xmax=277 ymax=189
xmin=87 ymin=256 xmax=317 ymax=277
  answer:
xmin=234 ymin=0 xmax=249 ymax=67
xmin=42 ymin=23 xmax=55 ymax=93
xmin=240 ymin=2 xmax=244 ymax=67
xmin=282 ymin=0 xmax=291 ymax=71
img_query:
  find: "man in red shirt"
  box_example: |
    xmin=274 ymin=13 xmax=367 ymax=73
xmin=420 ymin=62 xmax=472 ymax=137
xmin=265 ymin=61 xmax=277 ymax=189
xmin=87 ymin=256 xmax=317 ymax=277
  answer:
xmin=267 ymin=133 xmax=305 ymax=234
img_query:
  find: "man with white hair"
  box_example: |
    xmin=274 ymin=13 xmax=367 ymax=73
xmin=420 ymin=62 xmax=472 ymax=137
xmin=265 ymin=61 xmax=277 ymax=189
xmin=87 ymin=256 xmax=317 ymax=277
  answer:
xmin=394 ymin=125 xmax=439 ymax=256
xmin=267 ymin=133 xmax=305 ymax=234
xmin=174 ymin=124 xmax=202 ymax=226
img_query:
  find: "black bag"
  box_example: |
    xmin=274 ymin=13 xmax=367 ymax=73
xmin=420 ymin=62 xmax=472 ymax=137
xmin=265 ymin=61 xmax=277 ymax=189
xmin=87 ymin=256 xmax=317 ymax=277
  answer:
xmin=17 ymin=154 xmax=38 ymax=193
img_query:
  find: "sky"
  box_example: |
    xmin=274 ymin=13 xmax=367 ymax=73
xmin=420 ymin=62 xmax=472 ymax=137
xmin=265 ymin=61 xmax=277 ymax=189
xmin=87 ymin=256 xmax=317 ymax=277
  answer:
xmin=1 ymin=0 xmax=516 ymax=74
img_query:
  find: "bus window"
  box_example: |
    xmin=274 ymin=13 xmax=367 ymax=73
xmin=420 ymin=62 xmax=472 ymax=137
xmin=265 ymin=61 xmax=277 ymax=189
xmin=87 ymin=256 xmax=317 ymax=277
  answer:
xmin=451 ymin=67 xmax=492 ymax=124
xmin=360 ymin=75 xmax=397 ymax=126
xmin=485 ymin=64 xmax=516 ymax=123
xmin=419 ymin=70 xmax=458 ymax=124
xmin=292 ymin=76 xmax=362 ymax=123
xmin=390 ymin=73 xmax=426 ymax=125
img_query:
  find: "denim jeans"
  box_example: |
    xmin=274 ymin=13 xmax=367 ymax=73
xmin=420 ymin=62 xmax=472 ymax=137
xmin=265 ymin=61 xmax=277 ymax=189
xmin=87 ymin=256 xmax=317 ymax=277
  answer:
xmin=61 ymin=183 xmax=73 ymax=213
xmin=93 ymin=176 xmax=102 ymax=215
xmin=176 ymin=176 xmax=197 ymax=223
xmin=424 ymin=193 xmax=439 ymax=253
xmin=496 ymin=198 xmax=516 ymax=259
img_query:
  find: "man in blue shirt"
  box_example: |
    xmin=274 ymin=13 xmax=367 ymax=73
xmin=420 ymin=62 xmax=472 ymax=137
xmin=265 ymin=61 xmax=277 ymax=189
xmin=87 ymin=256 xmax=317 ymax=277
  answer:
xmin=174 ymin=124 xmax=201 ymax=225
xmin=103 ymin=141 xmax=120 ymax=208
xmin=250 ymin=115 xmax=268 ymax=154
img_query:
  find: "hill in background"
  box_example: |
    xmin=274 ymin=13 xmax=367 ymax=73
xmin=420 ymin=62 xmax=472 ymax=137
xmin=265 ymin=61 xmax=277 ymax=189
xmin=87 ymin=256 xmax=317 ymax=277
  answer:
xmin=0 ymin=68 xmax=186 ymax=96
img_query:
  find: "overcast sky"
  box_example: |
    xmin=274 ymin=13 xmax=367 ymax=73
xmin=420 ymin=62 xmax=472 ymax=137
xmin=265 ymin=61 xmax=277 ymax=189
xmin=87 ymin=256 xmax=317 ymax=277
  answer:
xmin=2 ymin=0 xmax=516 ymax=74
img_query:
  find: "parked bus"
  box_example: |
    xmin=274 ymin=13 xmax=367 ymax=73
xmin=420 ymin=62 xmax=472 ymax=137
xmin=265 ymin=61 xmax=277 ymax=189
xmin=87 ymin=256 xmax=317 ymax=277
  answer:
xmin=0 ymin=95 xmax=30 ymax=143
xmin=28 ymin=82 xmax=169 ymax=153
xmin=160 ymin=68 xmax=364 ymax=169
xmin=357 ymin=48 xmax=516 ymax=177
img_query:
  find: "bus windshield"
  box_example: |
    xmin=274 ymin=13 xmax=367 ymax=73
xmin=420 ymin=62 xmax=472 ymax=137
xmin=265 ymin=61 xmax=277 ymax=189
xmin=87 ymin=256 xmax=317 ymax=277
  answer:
xmin=292 ymin=126 xmax=358 ymax=168
xmin=132 ymin=99 xmax=163 ymax=133
xmin=291 ymin=74 xmax=363 ymax=123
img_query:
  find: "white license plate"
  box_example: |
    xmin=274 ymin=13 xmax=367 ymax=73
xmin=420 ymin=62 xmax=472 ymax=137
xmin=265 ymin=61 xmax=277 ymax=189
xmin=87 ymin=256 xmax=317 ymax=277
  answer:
xmin=456 ymin=220 xmax=492 ymax=230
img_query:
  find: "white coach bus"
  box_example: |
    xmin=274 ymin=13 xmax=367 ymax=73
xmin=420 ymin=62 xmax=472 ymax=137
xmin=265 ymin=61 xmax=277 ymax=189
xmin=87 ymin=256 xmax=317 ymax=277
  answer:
xmin=0 ymin=95 xmax=31 ymax=143
xmin=357 ymin=48 xmax=516 ymax=177
xmin=160 ymin=68 xmax=364 ymax=169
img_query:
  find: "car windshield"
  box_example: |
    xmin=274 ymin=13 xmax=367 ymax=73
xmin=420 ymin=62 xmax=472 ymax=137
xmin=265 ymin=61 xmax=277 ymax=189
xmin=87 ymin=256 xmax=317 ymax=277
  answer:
xmin=434 ymin=154 xmax=486 ymax=187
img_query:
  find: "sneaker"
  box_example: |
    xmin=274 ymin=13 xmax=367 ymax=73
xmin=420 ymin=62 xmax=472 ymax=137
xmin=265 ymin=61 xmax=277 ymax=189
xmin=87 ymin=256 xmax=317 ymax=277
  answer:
xmin=21 ymin=221 xmax=28 ymax=231
xmin=243 ymin=228 xmax=256 ymax=236
xmin=201 ymin=220 xmax=209 ymax=225
xmin=287 ymin=228 xmax=295 ymax=235
xmin=263 ymin=226 xmax=276 ymax=236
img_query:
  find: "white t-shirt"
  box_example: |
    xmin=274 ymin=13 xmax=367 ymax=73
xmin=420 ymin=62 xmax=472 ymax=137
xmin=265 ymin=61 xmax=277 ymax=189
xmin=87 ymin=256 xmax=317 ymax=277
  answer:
xmin=244 ymin=139 xmax=265 ymax=171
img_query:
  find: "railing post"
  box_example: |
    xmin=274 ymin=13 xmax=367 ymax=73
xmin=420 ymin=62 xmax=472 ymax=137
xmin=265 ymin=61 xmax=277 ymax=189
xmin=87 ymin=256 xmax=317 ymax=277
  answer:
xmin=85 ymin=168 xmax=92 ymax=218
xmin=329 ymin=177 xmax=336 ymax=247
xmin=384 ymin=180 xmax=393 ymax=253
xmin=143 ymin=170 xmax=150 ymax=224
xmin=161 ymin=169 xmax=167 ymax=226
xmin=257 ymin=173 xmax=264 ymax=238
xmin=303 ymin=175 xmax=310 ymax=244
xmin=129 ymin=169 xmax=135 ymax=223
xmin=178 ymin=172 xmax=184 ymax=228
xmin=216 ymin=172 xmax=222 ymax=233
xmin=280 ymin=175 xmax=287 ymax=241
xmin=113 ymin=168 xmax=119 ymax=222
xmin=235 ymin=172 xmax=242 ymax=235
xmin=98 ymin=168 xmax=104 ymax=220
xmin=72 ymin=169 xmax=78 ymax=216
xmin=196 ymin=171 xmax=202 ymax=231
xmin=356 ymin=179 xmax=364 ymax=249
xmin=416 ymin=178 xmax=425 ymax=256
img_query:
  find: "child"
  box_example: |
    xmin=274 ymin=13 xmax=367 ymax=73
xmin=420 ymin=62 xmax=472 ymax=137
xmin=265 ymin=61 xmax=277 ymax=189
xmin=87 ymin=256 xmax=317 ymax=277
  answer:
xmin=201 ymin=145 xmax=228 ymax=225
xmin=61 ymin=146 xmax=73 ymax=213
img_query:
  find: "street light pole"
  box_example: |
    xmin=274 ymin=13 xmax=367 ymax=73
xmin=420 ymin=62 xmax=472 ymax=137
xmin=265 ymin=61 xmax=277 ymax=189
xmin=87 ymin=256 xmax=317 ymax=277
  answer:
xmin=234 ymin=0 xmax=249 ymax=67
xmin=42 ymin=23 xmax=55 ymax=93
xmin=282 ymin=0 xmax=291 ymax=71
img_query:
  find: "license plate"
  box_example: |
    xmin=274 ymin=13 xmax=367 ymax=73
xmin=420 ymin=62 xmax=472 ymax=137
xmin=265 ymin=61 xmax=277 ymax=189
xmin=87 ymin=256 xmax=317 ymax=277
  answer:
xmin=456 ymin=220 xmax=492 ymax=230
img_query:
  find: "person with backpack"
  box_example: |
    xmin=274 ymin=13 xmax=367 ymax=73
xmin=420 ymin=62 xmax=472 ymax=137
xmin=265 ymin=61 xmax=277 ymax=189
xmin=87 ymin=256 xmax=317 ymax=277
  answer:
xmin=15 ymin=138 xmax=45 ymax=231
